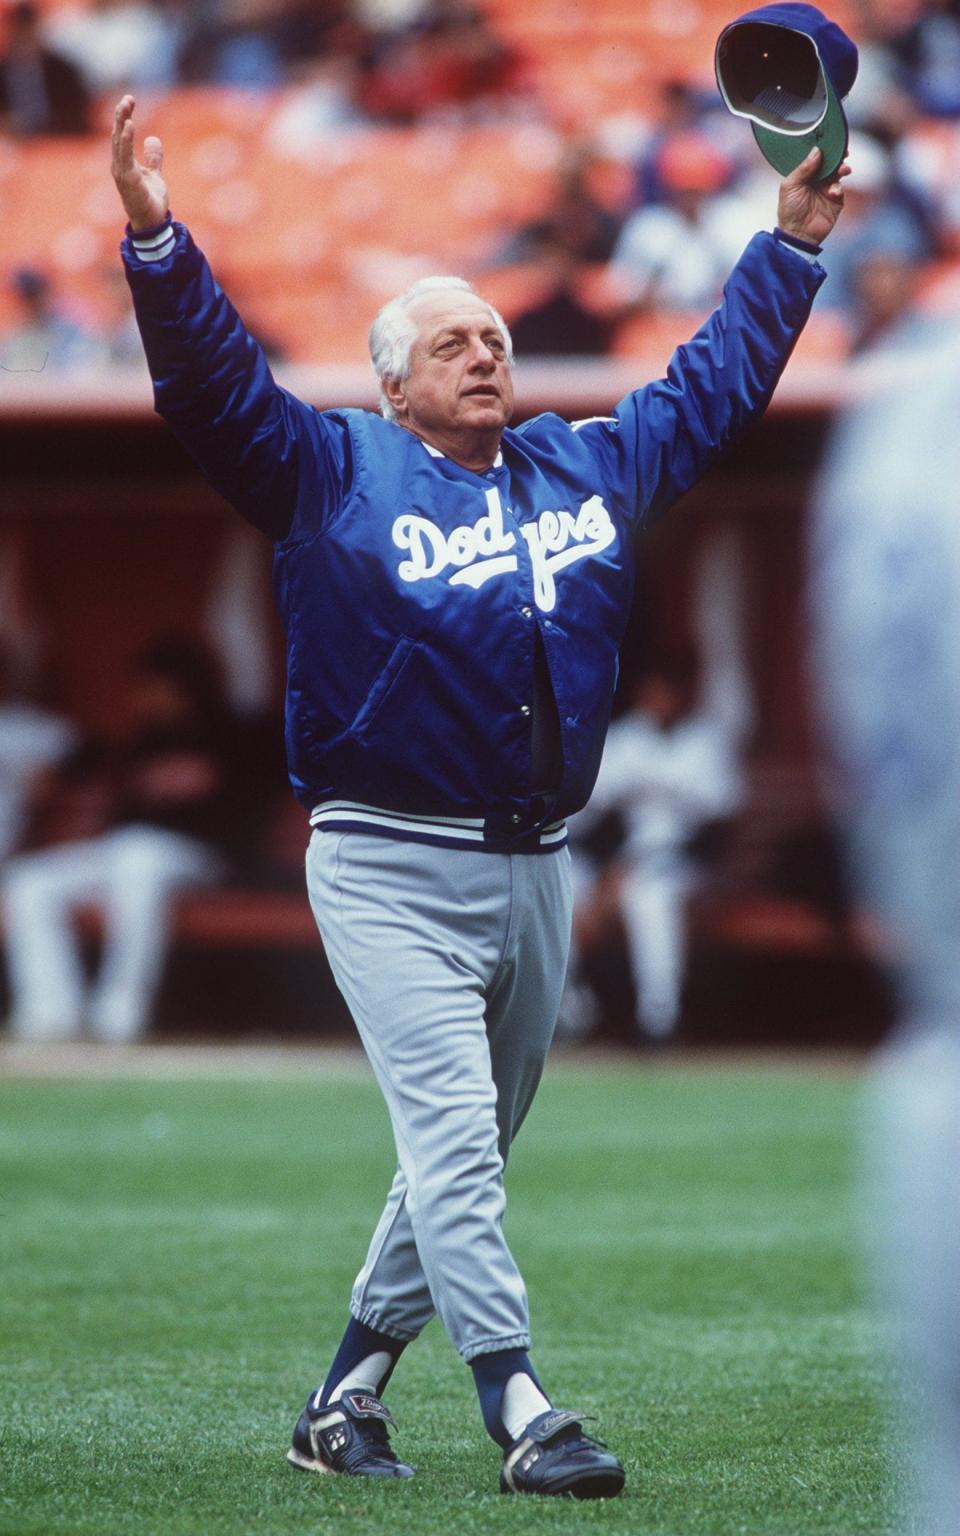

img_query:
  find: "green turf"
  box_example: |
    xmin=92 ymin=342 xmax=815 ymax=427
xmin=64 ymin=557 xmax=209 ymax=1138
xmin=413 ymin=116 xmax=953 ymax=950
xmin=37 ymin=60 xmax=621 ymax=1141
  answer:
xmin=0 ymin=1057 xmax=901 ymax=1535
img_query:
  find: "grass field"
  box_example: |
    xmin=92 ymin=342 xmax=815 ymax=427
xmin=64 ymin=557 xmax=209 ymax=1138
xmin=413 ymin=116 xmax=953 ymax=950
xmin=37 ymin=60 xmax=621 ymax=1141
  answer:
xmin=1 ymin=1052 xmax=902 ymax=1536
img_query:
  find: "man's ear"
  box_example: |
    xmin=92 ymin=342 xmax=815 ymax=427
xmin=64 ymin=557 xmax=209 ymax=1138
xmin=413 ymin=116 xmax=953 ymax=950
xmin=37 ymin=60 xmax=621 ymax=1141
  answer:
xmin=382 ymin=376 xmax=406 ymax=417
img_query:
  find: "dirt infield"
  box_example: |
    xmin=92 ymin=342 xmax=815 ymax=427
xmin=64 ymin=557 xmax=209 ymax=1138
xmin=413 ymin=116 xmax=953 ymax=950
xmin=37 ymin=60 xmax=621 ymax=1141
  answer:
xmin=0 ymin=1038 xmax=375 ymax=1080
xmin=0 ymin=1038 xmax=870 ymax=1080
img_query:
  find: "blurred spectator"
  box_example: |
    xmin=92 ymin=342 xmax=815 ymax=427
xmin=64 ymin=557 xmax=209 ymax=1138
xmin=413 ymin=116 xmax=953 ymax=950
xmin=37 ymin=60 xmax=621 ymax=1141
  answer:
xmin=847 ymin=0 xmax=922 ymax=139
xmin=494 ymin=145 xmax=623 ymax=267
xmin=266 ymin=53 xmax=370 ymax=147
xmin=0 ymin=1 xmax=91 ymax=137
xmin=888 ymin=0 xmax=960 ymax=118
xmin=179 ymin=0 xmax=290 ymax=87
xmin=815 ymin=131 xmax=932 ymax=312
xmin=356 ymin=0 xmax=529 ymax=125
xmin=606 ymin=132 xmax=747 ymax=312
xmin=273 ymin=0 xmax=367 ymax=73
xmin=849 ymin=246 xmax=925 ymax=352
xmin=97 ymin=263 xmax=153 ymax=369
xmin=627 ymin=78 xmax=743 ymax=210
xmin=354 ymin=0 xmax=430 ymax=24
xmin=509 ymin=247 xmax=610 ymax=357
xmin=899 ymin=114 xmax=960 ymax=252
xmin=0 ymin=268 xmax=104 ymax=374
xmin=177 ymin=0 xmax=369 ymax=88
xmin=44 ymin=0 xmax=184 ymax=93
xmin=1 ymin=637 xmax=254 ymax=1043
xmin=0 ymin=641 xmax=77 ymax=867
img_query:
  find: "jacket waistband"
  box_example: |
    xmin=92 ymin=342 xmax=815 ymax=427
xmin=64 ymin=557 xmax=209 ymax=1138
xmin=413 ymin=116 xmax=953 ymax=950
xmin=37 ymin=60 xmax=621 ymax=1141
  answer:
xmin=309 ymin=799 xmax=568 ymax=853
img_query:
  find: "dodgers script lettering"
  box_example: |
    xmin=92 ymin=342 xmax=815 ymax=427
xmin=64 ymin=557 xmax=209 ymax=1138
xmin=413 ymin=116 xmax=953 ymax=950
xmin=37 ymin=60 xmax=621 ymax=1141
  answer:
xmin=393 ymin=487 xmax=617 ymax=613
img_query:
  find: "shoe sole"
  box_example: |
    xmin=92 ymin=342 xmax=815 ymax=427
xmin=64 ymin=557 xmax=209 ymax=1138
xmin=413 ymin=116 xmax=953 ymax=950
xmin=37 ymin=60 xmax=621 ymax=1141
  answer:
xmin=502 ymin=1464 xmax=626 ymax=1499
xmin=287 ymin=1447 xmax=333 ymax=1475
xmin=287 ymin=1445 xmax=415 ymax=1480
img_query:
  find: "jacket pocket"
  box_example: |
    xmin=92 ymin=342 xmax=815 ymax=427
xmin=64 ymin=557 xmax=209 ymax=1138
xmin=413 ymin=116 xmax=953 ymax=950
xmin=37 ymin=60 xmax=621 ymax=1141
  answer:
xmin=348 ymin=635 xmax=419 ymax=741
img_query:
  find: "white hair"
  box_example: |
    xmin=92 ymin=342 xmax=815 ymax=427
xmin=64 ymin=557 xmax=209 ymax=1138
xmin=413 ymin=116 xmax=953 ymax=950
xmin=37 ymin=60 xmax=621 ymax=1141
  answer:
xmin=369 ymin=275 xmax=513 ymax=421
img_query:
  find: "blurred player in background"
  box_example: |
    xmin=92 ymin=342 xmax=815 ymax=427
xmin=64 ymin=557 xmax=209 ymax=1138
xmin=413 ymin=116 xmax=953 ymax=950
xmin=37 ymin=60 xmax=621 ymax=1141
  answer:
xmin=1 ymin=638 xmax=240 ymax=1043
xmin=110 ymin=90 xmax=848 ymax=1498
xmin=0 ymin=639 xmax=77 ymax=867
xmin=564 ymin=531 xmax=751 ymax=1041
xmin=811 ymin=314 xmax=960 ymax=1536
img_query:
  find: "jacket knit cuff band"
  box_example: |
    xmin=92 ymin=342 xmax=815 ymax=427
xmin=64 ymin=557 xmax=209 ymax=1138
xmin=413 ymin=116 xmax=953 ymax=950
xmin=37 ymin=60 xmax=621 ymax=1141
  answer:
xmin=128 ymin=215 xmax=175 ymax=262
xmin=773 ymin=225 xmax=823 ymax=260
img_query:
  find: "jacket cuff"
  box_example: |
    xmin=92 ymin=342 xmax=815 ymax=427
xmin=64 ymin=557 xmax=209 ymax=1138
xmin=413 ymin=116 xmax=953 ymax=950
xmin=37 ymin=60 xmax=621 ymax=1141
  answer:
xmin=773 ymin=225 xmax=823 ymax=262
xmin=126 ymin=214 xmax=176 ymax=263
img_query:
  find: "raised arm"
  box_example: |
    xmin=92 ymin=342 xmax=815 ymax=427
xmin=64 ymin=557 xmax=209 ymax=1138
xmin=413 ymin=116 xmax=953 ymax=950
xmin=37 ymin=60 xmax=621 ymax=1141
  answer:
xmin=572 ymin=148 xmax=851 ymax=528
xmin=111 ymin=96 xmax=342 ymax=542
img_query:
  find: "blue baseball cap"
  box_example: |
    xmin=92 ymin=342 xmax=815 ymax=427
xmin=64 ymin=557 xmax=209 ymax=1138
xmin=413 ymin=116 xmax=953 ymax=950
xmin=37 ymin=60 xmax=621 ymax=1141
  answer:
xmin=715 ymin=4 xmax=858 ymax=179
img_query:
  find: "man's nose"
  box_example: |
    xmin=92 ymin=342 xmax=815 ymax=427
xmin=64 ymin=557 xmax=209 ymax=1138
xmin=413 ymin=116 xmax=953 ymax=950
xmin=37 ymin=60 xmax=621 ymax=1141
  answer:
xmin=466 ymin=336 xmax=497 ymax=368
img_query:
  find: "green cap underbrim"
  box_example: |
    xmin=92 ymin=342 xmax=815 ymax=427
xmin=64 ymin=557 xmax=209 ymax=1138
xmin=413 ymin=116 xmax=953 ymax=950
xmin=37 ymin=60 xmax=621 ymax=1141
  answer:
xmin=751 ymin=69 xmax=847 ymax=179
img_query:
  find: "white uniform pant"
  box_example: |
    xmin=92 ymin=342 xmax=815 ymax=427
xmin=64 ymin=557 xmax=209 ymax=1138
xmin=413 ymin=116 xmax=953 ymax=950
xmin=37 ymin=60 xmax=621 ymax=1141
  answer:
xmin=1 ymin=825 xmax=221 ymax=1042
xmin=306 ymin=831 xmax=573 ymax=1361
xmin=619 ymin=861 xmax=692 ymax=1038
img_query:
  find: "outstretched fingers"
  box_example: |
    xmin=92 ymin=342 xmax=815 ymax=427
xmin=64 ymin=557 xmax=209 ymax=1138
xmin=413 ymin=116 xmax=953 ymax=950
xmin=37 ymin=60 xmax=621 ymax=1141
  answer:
xmin=112 ymin=94 xmax=137 ymax=179
xmin=143 ymin=135 xmax=163 ymax=174
xmin=113 ymin=94 xmax=136 ymax=144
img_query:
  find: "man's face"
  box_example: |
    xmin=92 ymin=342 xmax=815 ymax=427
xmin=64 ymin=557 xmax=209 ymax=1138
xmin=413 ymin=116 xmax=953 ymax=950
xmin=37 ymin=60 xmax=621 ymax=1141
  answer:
xmin=386 ymin=289 xmax=515 ymax=451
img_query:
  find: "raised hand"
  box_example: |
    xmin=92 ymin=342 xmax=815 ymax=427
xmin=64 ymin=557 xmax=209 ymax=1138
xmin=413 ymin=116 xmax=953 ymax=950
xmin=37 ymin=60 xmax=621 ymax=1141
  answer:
xmin=777 ymin=146 xmax=851 ymax=247
xmin=111 ymin=94 xmax=169 ymax=232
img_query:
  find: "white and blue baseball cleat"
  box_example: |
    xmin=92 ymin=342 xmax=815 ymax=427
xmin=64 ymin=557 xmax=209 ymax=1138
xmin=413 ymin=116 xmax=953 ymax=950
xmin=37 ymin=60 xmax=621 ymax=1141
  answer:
xmin=499 ymin=1408 xmax=625 ymax=1499
xmin=286 ymin=1388 xmax=415 ymax=1479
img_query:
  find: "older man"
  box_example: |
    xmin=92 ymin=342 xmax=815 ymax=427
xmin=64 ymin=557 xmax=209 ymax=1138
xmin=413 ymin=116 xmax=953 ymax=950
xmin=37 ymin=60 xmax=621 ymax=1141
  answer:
xmin=111 ymin=92 xmax=847 ymax=1499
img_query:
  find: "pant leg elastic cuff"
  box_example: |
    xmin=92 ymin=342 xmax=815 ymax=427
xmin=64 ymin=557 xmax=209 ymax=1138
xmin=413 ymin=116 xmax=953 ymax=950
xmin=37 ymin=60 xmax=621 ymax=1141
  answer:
xmin=349 ymin=1303 xmax=421 ymax=1343
xmin=461 ymin=1333 xmax=532 ymax=1363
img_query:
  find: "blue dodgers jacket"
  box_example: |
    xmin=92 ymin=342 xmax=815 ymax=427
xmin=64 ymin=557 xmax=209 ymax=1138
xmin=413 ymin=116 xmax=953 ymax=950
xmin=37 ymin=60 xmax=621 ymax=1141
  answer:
xmin=122 ymin=218 xmax=825 ymax=852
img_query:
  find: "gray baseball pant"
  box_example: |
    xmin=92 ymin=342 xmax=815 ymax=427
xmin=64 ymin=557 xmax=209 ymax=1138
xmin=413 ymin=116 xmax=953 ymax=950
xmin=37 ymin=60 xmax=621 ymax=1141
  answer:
xmin=305 ymin=830 xmax=573 ymax=1362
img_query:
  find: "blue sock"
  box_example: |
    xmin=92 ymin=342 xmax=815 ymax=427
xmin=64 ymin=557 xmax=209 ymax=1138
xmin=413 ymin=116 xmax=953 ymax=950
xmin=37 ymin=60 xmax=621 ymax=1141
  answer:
xmin=470 ymin=1348 xmax=547 ymax=1449
xmin=318 ymin=1316 xmax=408 ymax=1407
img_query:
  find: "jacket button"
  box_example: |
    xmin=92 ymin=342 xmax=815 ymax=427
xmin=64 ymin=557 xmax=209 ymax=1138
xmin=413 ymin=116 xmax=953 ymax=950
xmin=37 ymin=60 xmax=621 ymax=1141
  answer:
xmin=521 ymin=606 xmax=533 ymax=618
xmin=520 ymin=704 xmax=531 ymax=716
xmin=511 ymin=813 xmax=521 ymax=824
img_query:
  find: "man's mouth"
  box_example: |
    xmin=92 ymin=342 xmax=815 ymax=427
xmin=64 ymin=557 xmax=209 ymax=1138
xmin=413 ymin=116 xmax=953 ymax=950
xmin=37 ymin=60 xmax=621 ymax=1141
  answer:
xmin=463 ymin=385 xmax=499 ymax=398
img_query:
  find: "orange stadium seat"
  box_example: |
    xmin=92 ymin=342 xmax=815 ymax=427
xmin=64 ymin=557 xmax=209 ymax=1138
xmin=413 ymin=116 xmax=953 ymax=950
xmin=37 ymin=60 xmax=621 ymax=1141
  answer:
xmin=482 ymin=0 xmax=859 ymax=124
xmin=786 ymin=310 xmax=852 ymax=366
xmin=236 ymin=281 xmax=374 ymax=367
xmin=472 ymin=263 xmax=566 ymax=323
xmin=611 ymin=306 xmax=712 ymax=361
xmin=612 ymin=306 xmax=852 ymax=373
xmin=0 ymin=138 xmax=115 ymax=277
